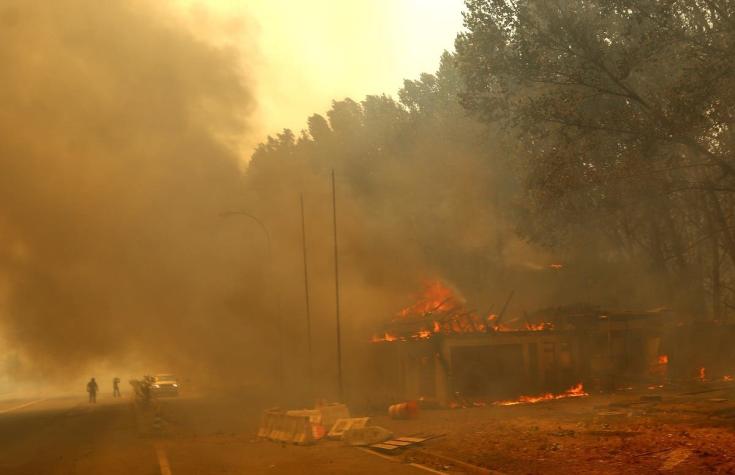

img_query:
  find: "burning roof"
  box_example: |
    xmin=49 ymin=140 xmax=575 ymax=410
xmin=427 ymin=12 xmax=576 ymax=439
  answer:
xmin=373 ymin=280 xmax=553 ymax=343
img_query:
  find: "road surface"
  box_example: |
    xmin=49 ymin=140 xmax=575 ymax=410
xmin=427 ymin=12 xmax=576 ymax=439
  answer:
xmin=0 ymin=394 xmax=440 ymax=474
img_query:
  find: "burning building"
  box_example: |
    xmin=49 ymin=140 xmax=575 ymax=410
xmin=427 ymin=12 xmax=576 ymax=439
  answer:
xmin=371 ymin=281 xmax=675 ymax=405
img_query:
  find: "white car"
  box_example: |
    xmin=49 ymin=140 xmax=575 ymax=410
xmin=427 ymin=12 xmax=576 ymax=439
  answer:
xmin=150 ymin=374 xmax=179 ymax=397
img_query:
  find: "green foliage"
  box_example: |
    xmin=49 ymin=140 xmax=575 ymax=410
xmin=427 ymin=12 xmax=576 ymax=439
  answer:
xmin=248 ymin=3 xmax=735 ymax=314
xmin=247 ymin=54 xmax=515 ymax=302
xmin=456 ymin=0 xmax=735 ymax=315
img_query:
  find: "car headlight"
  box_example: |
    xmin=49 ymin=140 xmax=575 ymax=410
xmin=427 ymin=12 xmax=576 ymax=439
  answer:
xmin=173 ymin=384 xmax=178 ymax=387
xmin=152 ymin=384 xmax=160 ymax=388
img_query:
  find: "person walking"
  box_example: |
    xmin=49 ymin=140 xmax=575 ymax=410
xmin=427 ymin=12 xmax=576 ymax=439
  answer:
xmin=113 ymin=377 xmax=121 ymax=398
xmin=87 ymin=377 xmax=99 ymax=403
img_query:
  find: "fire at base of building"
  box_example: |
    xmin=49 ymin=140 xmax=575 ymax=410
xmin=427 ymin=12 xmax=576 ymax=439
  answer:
xmin=370 ymin=281 xmax=735 ymax=406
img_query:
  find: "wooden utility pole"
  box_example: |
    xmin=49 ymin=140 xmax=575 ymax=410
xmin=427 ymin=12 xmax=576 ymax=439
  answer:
xmin=300 ymin=193 xmax=314 ymax=395
xmin=331 ymin=170 xmax=344 ymax=401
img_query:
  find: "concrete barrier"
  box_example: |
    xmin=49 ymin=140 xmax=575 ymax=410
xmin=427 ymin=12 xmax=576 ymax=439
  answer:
xmin=316 ymin=403 xmax=350 ymax=428
xmin=258 ymin=410 xmax=316 ymax=445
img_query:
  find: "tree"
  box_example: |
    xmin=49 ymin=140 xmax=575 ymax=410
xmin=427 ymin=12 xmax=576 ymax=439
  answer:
xmin=245 ymin=54 xmax=519 ymax=307
xmin=456 ymin=0 xmax=735 ymax=317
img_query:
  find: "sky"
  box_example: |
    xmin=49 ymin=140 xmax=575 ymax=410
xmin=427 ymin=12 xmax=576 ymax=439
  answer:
xmin=172 ymin=0 xmax=466 ymax=152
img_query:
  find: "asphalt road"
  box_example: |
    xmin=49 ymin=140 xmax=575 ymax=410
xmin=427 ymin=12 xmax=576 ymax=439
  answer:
xmin=0 ymin=394 xmax=439 ymax=475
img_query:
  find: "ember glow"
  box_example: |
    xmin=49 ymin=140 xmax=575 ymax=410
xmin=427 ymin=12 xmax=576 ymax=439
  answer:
xmin=415 ymin=330 xmax=432 ymax=339
xmin=371 ymin=332 xmax=399 ymax=343
xmin=521 ymin=322 xmax=554 ymax=332
xmin=699 ymin=367 xmax=707 ymax=381
xmin=486 ymin=314 xmax=554 ymax=332
xmin=658 ymin=355 xmax=669 ymax=365
xmin=494 ymin=383 xmax=589 ymax=406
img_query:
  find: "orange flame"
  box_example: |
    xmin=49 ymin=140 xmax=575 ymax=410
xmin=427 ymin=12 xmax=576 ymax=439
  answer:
xmin=494 ymin=383 xmax=588 ymax=406
xmin=398 ymin=280 xmax=459 ymax=318
xmin=699 ymin=367 xmax=706 ymax=382
xmin=724 ymin=375 xmax=734 ymax=382
xmin=372 ymin=332 xmax=398 ymax=343
xmin=658 ymin=355 xmax=668 ymax=365
xmin=488 ymin=314 xmax=553 ymax=332
xmin=415 ymin=330 xmax=432 ymax=340
xmin=374 ymin=280 xmax=553 ymax=343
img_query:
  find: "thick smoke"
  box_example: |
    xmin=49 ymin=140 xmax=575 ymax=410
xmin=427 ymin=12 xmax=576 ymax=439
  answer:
xmin=0 ymin=1 xmax=673 ymax=401
xmin=0 ymin=0 xmax=265 ymax=385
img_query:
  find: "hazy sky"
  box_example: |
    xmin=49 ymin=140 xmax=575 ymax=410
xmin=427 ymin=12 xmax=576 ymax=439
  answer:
xmin=173 ymin=0 xmax=465 ymax=151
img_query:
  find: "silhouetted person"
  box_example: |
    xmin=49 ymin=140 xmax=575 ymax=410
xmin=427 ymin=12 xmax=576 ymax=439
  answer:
xmin=113 ymin=377 xmax=121 ymax=398
xmin=87 ymin=377 xmax=98 ymax=403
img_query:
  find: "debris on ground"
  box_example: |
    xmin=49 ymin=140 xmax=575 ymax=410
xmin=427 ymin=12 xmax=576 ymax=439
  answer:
xmin=343 ymin=426 xmax=393 ymax=446
xmin=366 ymin=384 xmax=735 ymax=474
xmin=258 ymin=403 xmax=374 ymax=445
xmin=660 ymin=448 xmax=692 ymax=471
xmin=388 ymin=401 xmax=419 ymax=419
xmin=328 ymin=417 xmax=370 ymax=439
xmin=369 ymin=434 xmax=442 ymax=453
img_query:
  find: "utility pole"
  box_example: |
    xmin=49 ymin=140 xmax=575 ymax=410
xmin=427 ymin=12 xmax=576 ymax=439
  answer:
xmin=331 ymin=170 xmax=344 ymax=402
xmin=300 ymin=193 xmax=313 ymax=398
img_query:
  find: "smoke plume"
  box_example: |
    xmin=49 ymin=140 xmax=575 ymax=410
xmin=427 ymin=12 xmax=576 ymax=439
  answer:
xmin=0 ymin=0 xmax=263 ymax=384
xmin=0 ymin=1 xmax=673 ymax=400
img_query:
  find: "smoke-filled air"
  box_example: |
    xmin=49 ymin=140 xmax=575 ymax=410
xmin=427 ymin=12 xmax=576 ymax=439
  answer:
xmin=0 ymin=0 xmax=259 ymax=385
xmin=3 ymin=1 xmax=735 ymax=474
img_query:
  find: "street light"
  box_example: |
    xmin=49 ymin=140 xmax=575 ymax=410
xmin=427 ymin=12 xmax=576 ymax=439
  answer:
xmin=220 ymin=211 xmax=272 ymax=258
xmin=220 ymin=210 xmax=283 ymax=394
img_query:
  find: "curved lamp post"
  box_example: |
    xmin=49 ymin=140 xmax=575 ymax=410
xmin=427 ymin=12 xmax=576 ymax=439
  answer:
xmin=220 ymin=210 xmax=283 ymax=395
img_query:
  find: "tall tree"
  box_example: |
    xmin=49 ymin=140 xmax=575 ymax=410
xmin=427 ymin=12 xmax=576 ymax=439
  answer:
xmin=456 ymin=0 xmax=735 ymax=317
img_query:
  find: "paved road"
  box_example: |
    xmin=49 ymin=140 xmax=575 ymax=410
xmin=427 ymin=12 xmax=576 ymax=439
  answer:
xmin=0 ymin=394 xmax=437 ymax=474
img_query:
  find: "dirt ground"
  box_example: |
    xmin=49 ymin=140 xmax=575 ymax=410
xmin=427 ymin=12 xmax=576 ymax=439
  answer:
xmin=368 ymin=382 xmax=735 ymax=474
xmin=6 ymin=383 xmax=735 ymax=474
xmin=0 ymin=392 xmax=430 ymax=475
